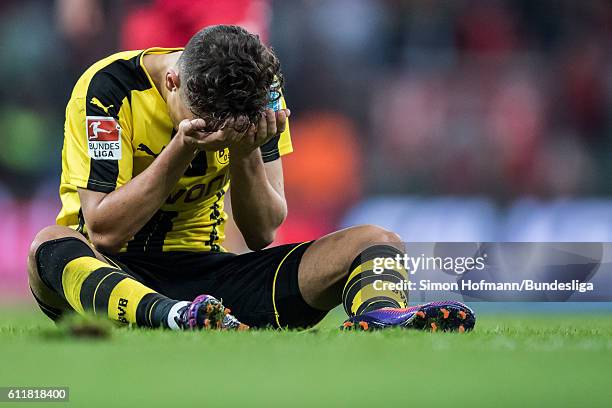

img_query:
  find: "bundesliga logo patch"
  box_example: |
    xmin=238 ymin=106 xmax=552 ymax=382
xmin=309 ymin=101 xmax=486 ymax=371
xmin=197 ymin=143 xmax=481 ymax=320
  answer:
xmin=86 ymin=116 xmax=121 ymax=160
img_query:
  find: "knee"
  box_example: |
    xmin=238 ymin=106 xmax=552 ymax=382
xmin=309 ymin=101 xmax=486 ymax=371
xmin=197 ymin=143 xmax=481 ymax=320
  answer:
xmin=338 ymin=225 xmax=404 ymax=272
xmin=353 ymin=224 xmax=402 ymax=246
xmin=28 ymin=226 xmax=80 ymax=269
xmin=28 ymin=226 xmax=78 ymax=314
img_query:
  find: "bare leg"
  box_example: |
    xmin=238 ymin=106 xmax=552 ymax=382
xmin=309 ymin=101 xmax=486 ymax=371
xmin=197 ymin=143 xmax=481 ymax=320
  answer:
xmin=297 ymin=224 xmax=404 ymax=310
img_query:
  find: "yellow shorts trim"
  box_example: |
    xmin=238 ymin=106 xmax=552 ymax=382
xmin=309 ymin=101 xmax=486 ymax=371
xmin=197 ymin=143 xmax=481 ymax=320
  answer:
xmin=271 ymin=242 xmax=309 ymax=329
xmin=102 ymin=255 xmax=122 ymax=269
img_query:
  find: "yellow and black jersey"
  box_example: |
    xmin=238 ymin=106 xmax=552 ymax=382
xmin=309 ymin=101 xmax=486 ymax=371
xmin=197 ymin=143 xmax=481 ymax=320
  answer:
xmin=56 ymin=48 xmax=293 ymax=252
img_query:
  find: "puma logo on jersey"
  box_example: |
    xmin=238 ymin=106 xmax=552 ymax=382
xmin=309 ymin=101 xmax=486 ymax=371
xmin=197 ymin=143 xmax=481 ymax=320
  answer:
xmin=137 ymin=143 xmax=164 ymax=158
xmin=90 ymin=97 xmax=114 ymax=115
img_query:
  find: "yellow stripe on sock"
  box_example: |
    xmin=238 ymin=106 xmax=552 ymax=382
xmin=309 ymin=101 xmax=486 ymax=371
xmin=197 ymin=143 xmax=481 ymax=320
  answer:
xmin=343 ymin=257 xmax=410 ymax=316
xmin=92 ymin=271 xmax=130 ymax=314
xmin=349 ymin=279 xmax=408 ymax=315
xmin=342 ymin=259 xmax=376 ymax=292
xmin=62 ymin=256 xmax=111 ymax=314
xmin=107 ymin=279 xmax=155 ymax=324
xmin=350 ymin=288 xmax=364 ymax=315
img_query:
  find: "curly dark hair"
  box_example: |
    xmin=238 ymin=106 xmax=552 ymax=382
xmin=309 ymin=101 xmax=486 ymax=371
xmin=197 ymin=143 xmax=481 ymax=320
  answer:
xmin=178 ymin=25 xmax=283 ymax=132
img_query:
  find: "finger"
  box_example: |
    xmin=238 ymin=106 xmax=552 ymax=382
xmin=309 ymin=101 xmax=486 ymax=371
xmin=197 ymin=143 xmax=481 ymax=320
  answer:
xmin=225 ymin=127 xmax=244 ymax=145
xmin=244 ymin=124 xmax=257 ymax=144
xmin=178 ymin=119 xmax=194 ymax=135
xmin=191 ymin=131 xmax=225 ymax=150
xmin=276 ymin=109 xmax=287 ymax=135
xmin=190 ymin=118 xmax=207 ymax=131
xmin=247 ymin=123 xmax=257 ymax=138
xmin=222 ymin=117 xmax=244 ymax=142
xmin=265 ymin=109 xmax=277 ymax=137
xmin=277 ymin=108 xmax=290 ymax=118
xmin=179 ymin=118 xmax=206 ymax=136
xmin=233 ymin=116 xmax=251 ymax=141
xmin=233 ymin=115 xmax=249 ymax=133
xmin=223 ymin=116 xmax=236 ymax=131
xmin=256 ymin=112 xmax=267 ymax=141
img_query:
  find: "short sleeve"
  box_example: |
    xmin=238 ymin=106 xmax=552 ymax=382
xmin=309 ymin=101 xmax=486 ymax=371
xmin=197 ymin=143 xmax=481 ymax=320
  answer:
xmin=62 ymin=76 xmax=133 ymax=193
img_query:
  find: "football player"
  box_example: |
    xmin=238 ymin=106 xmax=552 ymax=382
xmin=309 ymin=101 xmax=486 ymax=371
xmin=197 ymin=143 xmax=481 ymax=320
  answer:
xmin=28 ymin=25 xmax=474 ymax=332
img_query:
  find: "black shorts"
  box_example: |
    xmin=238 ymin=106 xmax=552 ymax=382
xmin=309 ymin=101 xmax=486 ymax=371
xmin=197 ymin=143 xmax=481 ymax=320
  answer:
xmin=103 ymin=241 xmax=327 ymax=329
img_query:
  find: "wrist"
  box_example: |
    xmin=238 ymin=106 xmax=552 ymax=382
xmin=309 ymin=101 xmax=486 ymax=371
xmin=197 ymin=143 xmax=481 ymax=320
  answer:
xmin=229 ymin=147 xmax=263 ymax=173
xmin=229 ymin=146 xmax=260 ymax=162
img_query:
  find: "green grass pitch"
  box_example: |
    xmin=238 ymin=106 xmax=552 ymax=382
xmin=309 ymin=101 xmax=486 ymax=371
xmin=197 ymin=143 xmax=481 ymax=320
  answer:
xmin=1 ymin=306 xmax=611 ymax=407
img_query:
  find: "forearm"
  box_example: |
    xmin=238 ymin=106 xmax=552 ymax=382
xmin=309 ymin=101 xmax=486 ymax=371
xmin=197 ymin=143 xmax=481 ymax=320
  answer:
xmin=229 ymin=149 xmax=287 ymax=249
xmin=84 ymin=136 xmax=196 ymax=252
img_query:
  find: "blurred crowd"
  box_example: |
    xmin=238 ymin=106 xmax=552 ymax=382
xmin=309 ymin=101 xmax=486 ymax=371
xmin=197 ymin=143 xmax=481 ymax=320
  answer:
xmin=272 ymin=0 xmax=612 ymax=201
xmin=0 ymin=0 xmax=611 ymax=237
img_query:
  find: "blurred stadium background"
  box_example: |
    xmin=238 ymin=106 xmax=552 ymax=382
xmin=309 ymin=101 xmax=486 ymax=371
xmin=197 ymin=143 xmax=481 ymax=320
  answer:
xmin=1 ymin=0 xmax=611 ymax=304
